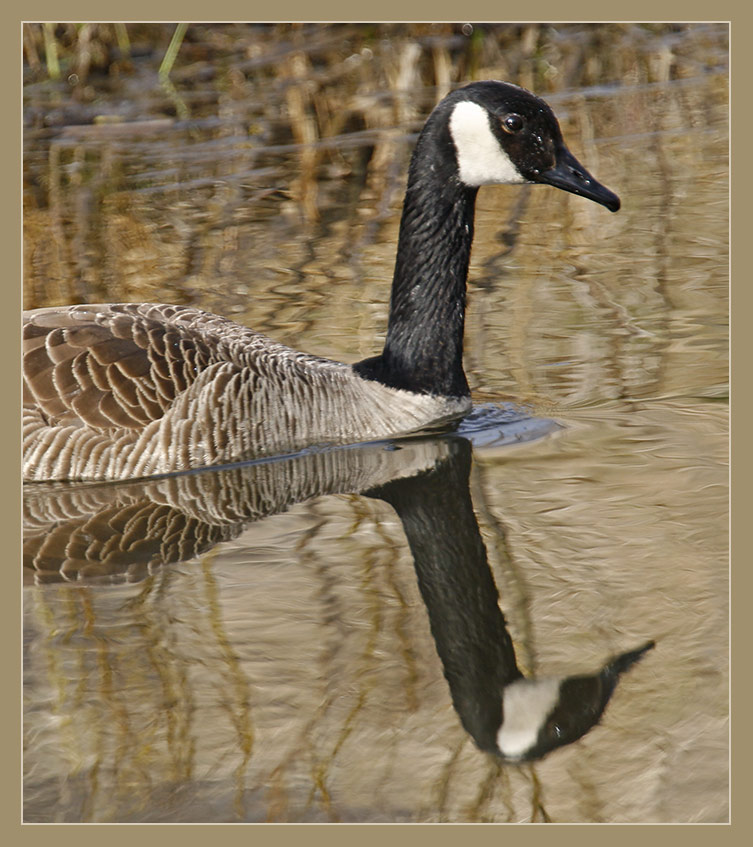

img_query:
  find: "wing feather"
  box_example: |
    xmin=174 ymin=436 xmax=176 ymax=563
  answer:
xmin=22 ymin=304 xmax=217 ymax=432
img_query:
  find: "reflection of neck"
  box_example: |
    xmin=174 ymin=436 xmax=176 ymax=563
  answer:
xmin=369 ymin=438 xmax=521 ymax=752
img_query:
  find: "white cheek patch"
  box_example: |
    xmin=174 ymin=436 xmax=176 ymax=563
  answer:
xmin=496 ymin=677 xmax=562 ymax=759
xmin=449 ymin=100 xmax=526 ymax=187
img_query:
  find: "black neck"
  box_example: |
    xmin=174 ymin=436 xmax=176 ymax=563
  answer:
xmin=354 ymin=119 xmax=478 ymax=397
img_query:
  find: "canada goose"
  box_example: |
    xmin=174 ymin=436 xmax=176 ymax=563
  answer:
xmin=23 ymin=80 xmax=620 ymax=481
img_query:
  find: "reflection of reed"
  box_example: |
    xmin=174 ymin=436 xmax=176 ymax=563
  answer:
xmin=28 ymin=574 xmax=198 ymax=820
xmin=27 ymin=559 xmax=281 ymax=822
xmin=199 ymin=553 xmax=255 ymax=819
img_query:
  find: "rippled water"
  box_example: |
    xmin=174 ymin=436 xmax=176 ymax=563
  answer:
xmin=23 ymin=23 xmax=728 ymax=823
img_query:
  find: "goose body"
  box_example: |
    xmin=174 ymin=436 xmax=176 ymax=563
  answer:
xmin=23 ymin=80 xmax=619 ymax=481
xmin=23 ymin=304 xmax=468 ymax=480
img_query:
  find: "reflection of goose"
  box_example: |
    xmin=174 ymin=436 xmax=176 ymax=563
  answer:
xmin=23 ymin=81 xmax=619 ymax=481
xmin=25 ymin=434 xmax=652 ymax=763
xmin=369 ymin=439 xmax=653 ymax=762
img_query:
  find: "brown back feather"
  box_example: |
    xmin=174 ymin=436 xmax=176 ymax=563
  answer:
xmin=22 ymin=305 xmax=213 ymax=432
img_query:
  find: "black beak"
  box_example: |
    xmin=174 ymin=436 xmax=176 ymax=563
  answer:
xmin=536 ymin=147 xmax=620 ymax=212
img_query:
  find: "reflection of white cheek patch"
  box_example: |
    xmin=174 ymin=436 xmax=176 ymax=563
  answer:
xmin=496 ymin=677 xmax=561 ymax=759
xmin=449 ymin=101 xmax=526 ymax=187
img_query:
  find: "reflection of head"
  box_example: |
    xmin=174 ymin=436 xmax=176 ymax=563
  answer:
xmin=496 ymin=642 xmax=655 ymax=762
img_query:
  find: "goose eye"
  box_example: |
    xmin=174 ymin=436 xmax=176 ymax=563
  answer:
xmin=502 ymin=114 xmax=524 ymax=134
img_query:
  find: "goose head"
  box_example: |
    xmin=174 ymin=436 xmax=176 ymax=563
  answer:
xmin=442 ymin=80 xmax=620 ymax=211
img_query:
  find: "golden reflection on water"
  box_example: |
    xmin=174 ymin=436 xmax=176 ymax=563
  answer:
xmin=23 ymin=23 xmax=728 ymax=823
